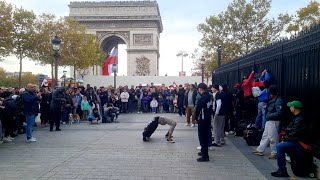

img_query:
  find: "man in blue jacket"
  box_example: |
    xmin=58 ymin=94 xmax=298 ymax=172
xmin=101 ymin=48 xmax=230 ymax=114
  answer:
xmin=23 ymin=83 xmax=41 ymax=142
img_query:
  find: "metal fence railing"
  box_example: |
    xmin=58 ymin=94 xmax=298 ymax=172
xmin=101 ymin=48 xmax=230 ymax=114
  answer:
xmin=212 ymin=24 xmax=320 ymax=139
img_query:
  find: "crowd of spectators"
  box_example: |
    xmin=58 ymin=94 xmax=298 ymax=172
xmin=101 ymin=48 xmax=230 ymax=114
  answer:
xmin=0 ymin=72 xmax=315 ymax=177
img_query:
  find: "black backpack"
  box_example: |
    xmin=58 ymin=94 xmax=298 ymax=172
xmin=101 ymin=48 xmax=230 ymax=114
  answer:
xmin=243 ymin=124 xmax=263 ymax=146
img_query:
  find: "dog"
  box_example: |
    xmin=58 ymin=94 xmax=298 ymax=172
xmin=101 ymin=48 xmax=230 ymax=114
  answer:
xmin=68 ymin=114 xmax=80 ymax=124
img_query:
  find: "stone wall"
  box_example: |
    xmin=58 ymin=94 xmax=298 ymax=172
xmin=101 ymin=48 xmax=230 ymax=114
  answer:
xmin=83 ymin=75 xmax=203 ymax=87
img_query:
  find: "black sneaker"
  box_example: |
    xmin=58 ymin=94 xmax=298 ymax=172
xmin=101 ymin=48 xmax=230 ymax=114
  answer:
xmin=198 ymin=152 xmax=203 ymax=156
xmin=56 ymin=129 xmax=61 ymax=131
xmin=271 ymin=170 xmax=289 ymax=177
xmin=197 ymin=157 xmax=209 ymax=162
xmin=143 ymin=137 xmax=147 ymax=142
xmin=212 ymin=143 xmax=222 ymax=147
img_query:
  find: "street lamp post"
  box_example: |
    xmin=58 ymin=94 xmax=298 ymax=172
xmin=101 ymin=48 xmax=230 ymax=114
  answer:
xmin=63 ymin=70 xmax=67 ymax=87
xmin=112 ymin=63 xmax=117 ymax=89
xmin=52 ymin=35 xmax=61 ymax=89
xmin=200 ymin=56 xmax=205 ymax=83
xmin=176 ymin=51 xmax=188 ymax=76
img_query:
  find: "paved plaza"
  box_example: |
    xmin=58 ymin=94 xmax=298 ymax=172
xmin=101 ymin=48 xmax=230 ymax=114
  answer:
xmin=0 ymin=113 xmax=304 ymax=180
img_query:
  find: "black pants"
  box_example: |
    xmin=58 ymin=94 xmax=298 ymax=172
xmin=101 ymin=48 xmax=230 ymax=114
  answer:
xmin=121 ymin=102 xmax=128 ymax=113
xmin=2 ymin=115 xmax=14 ymax=137
xmin=224 ymin=111 xmax=235 ymax=132
xmin=50 ymin=108 xmax=61 ymax=130
xmin=76 ymin=105 xmax=83 ymax=119
xmin=198 ymin=120 xmax=211 ymax=159
xmin=178 ymin=105 xmax=185 ymax=116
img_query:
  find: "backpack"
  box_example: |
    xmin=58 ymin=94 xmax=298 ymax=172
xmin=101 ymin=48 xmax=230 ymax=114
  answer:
xmin=243 ymin=124 xmax=263 ymax=146
xmin=252 ymin=87 xmax=262 ymax=97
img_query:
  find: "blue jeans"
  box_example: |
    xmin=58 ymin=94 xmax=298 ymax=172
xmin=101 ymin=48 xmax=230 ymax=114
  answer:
xmin=25 ymin=114 xmax=36 ymax=140
xmin=152 ymin=107 xmax=157 ymax=113
xmin=277 ymin=142 xmax=302 ymax=172
xmin=63 ymin=107 xmax=71 ymax=123
xmin=255 ymin=101 xmax=267 ymax=129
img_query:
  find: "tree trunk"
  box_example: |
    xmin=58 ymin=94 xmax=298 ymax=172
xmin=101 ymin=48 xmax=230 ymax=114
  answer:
xmin=51 ymin=59 xmax=54 ymax=89
xmin=73 ymin=65 xmax=76 ymax=85
xmin=19 ymin=53 xmax=23 ymax=88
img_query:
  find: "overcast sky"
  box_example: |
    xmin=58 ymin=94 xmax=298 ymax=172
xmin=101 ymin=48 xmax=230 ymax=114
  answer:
xmin=0 ymin=0 xmax=311 ymax=77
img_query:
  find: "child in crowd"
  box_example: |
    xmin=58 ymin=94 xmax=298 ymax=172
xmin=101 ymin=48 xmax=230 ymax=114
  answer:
xmin=81 ymin=96 xmax=90 ymax=121
xmin=150 ymin=97 xmax=158 ymax=113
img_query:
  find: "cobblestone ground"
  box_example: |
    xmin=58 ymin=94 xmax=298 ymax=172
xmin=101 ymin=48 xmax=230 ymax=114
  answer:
xmin=0 ymin=113 xmax=302 ymax=180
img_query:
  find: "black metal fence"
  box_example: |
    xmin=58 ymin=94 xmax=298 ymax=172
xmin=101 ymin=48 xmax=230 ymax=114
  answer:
xmin=212 ymin=25 xmax=320 ymax=139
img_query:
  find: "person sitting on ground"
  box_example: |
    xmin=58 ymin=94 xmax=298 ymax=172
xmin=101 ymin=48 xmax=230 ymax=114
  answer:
xmin=157 ymin=116 xmax=177 ymax=143
xmin=104 ymin=103 xmax=119 ymax=123
xmin=88 ymin=108 xmax=100 ymax=124
xmin=271 ymin=101 xmax=310 ymax=177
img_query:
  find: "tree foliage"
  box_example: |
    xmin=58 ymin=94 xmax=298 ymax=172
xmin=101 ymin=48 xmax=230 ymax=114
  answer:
xmin=11 ymin=6 xmax=36 ymax=87
xmin=286 ymin=0 xmax=320 ymax=34
xmin=59 ymin=19 xmax=106 ymax=80
xmin=0 ymin=67 xmax=38 ymax=88
xmin=190 ymin=48 xmax=216 ymax=84
xmin=197 ymin=0 xmax=288 ymax=66
xmin=0 ymin=1 xmax=13 ymax=61
xmin=1 ymin=2 xmax=106 ymax=86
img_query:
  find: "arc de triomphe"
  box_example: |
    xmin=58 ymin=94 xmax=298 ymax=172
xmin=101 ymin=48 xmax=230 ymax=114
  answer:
xmin=69 ymin=1 xmax=163 ymax=76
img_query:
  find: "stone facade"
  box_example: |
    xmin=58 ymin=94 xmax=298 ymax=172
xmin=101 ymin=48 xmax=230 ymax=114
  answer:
xmin=68 ymin=1 xmax=162 ymax=77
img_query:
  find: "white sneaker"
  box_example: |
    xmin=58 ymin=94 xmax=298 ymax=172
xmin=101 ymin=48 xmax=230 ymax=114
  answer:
xmin=62 ymin=122 xmax=66 ymax=125
xmin=229 ymin=131 xmax=234 ymax=134
xmin=8 ymin=136 xmax=14 ymax=140
xmin=191 ymin=124 xmax=195 ymax=128
xmin=3 ymin=137 xmax=12 ymax=143
xmin=197 ymin=146 xmax=201 ymax=150
xmin=225 ymin=132 xmax=229 ymax=135
xmin=26 ymin=137 xmax=37 ymax=143
xmin=209 ymin=146 xmax=215 ymax=151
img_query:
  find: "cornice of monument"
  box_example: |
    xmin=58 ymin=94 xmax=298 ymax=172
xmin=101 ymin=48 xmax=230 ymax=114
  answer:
xmin=69 ymin=1 xmax=163 ymax=32
xmin=69 ymin=1 xmax=159 ymax=7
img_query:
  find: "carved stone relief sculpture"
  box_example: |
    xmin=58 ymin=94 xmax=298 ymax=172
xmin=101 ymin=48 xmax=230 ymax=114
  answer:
xmin=133 ymin=34 xmax=153 ymax=45
xmin=135 ymin=56 xmax=150 ymax=76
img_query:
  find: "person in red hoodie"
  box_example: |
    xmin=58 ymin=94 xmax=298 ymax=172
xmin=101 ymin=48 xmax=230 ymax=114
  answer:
xmin=241 ymin=71 xmax=255 ymax=121
xmin=242 ymin=71 xmax=255 ymax=98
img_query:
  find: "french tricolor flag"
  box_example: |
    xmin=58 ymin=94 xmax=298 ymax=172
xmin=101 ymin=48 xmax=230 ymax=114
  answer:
xmin=102 ymin=47 xmax=118 ymax=76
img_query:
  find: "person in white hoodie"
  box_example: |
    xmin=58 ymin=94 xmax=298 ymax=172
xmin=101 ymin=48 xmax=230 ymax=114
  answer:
xmin=120 ymin=88 xmax=129 ymax=113
xmin=150 ymin=97 xmax=158 ymax=113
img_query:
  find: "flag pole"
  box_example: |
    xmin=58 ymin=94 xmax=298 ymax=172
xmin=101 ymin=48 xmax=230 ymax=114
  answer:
xmin=113 ymin=45 xmax=118 ymax=89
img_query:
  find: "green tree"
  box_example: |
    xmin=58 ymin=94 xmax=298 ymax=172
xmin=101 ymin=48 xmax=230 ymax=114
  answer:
xmin=60 ymin=19 xmax=105 ymax=80
xmin=11 ymin=7 xmax=36 ymax=87
xmin=190 ymin=48 xmax=217 ymax=84
xmin=286 ymin=0 xmax=320 ymax=34
xmin=197 ymin=0 xmax=288 ymax=64
xmin=32 ymin=14 xmax=64 ymax=84
xmin=0 ymin=1 xmax=13 ymax=61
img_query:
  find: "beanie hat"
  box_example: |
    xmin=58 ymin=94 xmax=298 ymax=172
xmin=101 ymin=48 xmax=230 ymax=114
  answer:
xmin=287 ymin=101 xmax=303 ymax=109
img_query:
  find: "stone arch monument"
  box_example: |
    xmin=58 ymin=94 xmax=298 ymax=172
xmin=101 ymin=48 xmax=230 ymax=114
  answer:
xmin=68 ymin=1 xmax=163 ymax=76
